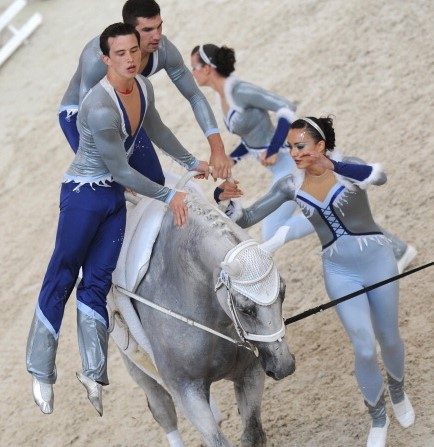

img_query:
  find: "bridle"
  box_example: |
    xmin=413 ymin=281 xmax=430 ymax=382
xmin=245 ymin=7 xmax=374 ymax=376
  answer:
xmin=214 ymin=239 xmax=286 ymax=347
xmin=215 ymin=269 xmax=285 ymax=347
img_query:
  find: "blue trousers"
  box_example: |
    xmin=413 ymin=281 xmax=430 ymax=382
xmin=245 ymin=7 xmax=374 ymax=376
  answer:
xmin=323 ymin=236 xmax=405 ymax=405
xmin=27 ymin=181 xmax=126 ymax=384
xmin=38 ymin=181 xmax=126 ymax=331
xmin=59 ymin=110 xmax=165 ymax=185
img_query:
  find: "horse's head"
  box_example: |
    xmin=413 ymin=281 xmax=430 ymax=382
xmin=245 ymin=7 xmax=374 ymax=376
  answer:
xmin=214 ymin=239 xmax=296 ymax=380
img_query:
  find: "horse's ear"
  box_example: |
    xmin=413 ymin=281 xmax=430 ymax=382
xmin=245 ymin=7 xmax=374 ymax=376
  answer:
xmin=258 ymin=225 xmax=290 ymax=255
xmin=220 ymin=259 xmax=242 ymax=277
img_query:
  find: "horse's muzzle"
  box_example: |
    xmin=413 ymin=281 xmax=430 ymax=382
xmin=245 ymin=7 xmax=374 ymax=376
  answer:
xmin=257 ymin=340 xmax=296 ymax=380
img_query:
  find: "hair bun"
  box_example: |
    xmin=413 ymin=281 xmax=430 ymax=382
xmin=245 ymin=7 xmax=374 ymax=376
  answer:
xmin=214 ymin=46 xmax=236 ymax=77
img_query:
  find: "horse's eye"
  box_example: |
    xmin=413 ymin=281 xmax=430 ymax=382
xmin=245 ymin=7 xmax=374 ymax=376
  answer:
xmin=239 ymin=306 xmax=257 ymax=318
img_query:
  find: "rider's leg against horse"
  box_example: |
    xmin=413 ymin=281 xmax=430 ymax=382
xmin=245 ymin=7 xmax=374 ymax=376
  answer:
xmin=75 ymin=185 xmax=126 ymax=415
xmin=121 ymin=354 xmax=185 ymax=447
xmin=26 ymin=183 xmax=91 ymax=412
xmin=26 ymin=182 xmax=125 ymax=414
xmin=261 ymin=151 xmax=314 ymax=244
xmin=170 ymin=381 xmax=232 ymax=447
xmin=233 ymin=360 xmax=267 ymax=447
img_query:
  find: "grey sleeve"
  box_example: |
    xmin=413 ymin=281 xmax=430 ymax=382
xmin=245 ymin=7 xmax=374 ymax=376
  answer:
xmin=60 ymin=38 xmax=106 ymax=108
xmin=77 ymin=39 xmax=107 ymax=105
xmin=88 ymin=107 xmax=174 ymax=202
xmin=235 ymin=176 xmax=296 ymax=228
xmin=233 ymin=82 xmax=297 ymax=113
xmin=142 ymin=78 xmax=198 ymax=170
xmin=164 ymin=38 xmax=219 ymax=137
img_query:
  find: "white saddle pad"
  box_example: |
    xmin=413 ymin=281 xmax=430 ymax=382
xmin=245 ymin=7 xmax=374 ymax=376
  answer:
xmin=108 ymin=171 xmax=205 ymax=384
xmin=113 ymin=170 xmax=206 ymax=292
xmin=112 ymin=195 xmax=166 ymax=292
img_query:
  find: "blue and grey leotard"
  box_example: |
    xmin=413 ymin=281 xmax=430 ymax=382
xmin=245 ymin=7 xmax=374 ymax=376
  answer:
xmin=222 ymin=76 xmax=296 ymax=161
xmin=26 ymin=74 xmax=199 ymax=387
xmin=230 ymin=154 xmax=388 ymax=254
xmin=217 ymin=75 xmax=314 ymax=242
xmin=65 ymin=74 xmax=197 ymax=201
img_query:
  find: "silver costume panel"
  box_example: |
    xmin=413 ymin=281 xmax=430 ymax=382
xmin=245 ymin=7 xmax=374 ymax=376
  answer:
xmin=379 ymin=227 xmax=407 ymax=258
xmin=26 ymin=312 xmax=58 ymax=384
xmin=77 ymin=308 xmax=109 ymax=385
xmin=60 ymin=35 xmax=218 ymax=136
xmin=224 ymin=76 xmax=296 ymax=150
xmin=60 ymin=35 xmax=106 ymax=107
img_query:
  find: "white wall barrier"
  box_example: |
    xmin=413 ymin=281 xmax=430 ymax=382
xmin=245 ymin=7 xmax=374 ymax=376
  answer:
xmin=0 ymin=0 xmax=42 ymax=67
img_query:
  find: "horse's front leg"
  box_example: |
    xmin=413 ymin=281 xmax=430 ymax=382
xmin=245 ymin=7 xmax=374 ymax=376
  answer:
xmin=233 ymin=359 xmax=267 ymax=447
xmin=170 ymin=380 xmax=232 ymax=447
xmin=120 ymin=353 xmax=185 ymax=447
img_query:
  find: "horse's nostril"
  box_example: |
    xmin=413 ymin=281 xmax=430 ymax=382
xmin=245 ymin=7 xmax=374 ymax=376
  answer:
xmin=265 ymin=370 xmax=277 ymax=379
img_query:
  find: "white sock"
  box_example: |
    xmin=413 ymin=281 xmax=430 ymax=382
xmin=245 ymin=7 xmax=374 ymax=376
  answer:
xmin=166 ymin=430 xmax=184 ymax=447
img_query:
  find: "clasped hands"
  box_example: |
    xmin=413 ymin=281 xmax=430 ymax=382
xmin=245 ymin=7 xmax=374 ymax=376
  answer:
xmin=170 ymin=160 xmax=244 ymax=227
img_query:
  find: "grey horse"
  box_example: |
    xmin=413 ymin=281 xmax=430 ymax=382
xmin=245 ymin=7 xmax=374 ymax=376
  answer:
xmin=120 ymin=195 xmax=295 ymax=447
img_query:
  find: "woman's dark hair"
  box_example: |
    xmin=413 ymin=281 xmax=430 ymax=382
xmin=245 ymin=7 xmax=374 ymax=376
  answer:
xmin=122 ymin=0 xmax=160 ymax=26
xmin=291 ymin=116 xmax=336 ymax=151
xmin=100 ymin=23 xmax=140 ymax=56
xmin=191 ymin=44 xmax=236 ymax=78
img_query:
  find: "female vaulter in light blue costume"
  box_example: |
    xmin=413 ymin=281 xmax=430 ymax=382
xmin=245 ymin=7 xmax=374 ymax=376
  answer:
xmin=217 ymin=117 xmax=415 ymax=447
xmin=191 ymin=44 xmax=314 ymax=243
xmin=26 ymin=23 xmax=204 ymax=416
xmin=59 ymin=0 xmax=229 ymax=185
xmin=193 ymin=44 xmax=417 ymax=272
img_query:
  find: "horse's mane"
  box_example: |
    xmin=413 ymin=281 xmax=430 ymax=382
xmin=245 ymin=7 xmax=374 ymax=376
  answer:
xmin=185 ymin=193 xmax=245 ymax=242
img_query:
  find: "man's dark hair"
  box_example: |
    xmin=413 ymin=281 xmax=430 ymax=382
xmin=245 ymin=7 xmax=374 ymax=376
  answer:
xmin=100 ymin=22 xmax=141 ymax=56
xmin=122 ymin=0 xmax=161 ymax=26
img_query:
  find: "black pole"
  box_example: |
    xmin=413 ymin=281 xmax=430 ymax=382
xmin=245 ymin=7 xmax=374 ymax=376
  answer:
xmin=284 ymin=261 xmax=434 ymax=326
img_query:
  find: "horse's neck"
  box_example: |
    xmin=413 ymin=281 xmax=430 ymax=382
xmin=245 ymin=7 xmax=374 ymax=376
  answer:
xmin=143 ymin=208 xmax=243 ymax=316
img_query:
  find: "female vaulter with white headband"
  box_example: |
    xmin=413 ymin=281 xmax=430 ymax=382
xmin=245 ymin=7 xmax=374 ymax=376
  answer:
xmin=217 ymin=115 xmax=416 ymax=447
xmin=191 ymin=43 xmax=315 ymax=249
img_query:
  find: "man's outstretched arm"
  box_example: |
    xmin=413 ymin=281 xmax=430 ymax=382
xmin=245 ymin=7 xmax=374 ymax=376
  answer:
xmin=164 ymin=38 xmax=231 ymax=179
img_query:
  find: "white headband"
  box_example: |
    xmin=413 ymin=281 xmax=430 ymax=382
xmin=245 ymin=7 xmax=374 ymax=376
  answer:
xmin=199 ymin=45 xmax=217 ymax=68
xmin=301 ymin=117 xmax=326 ymax=141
